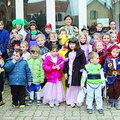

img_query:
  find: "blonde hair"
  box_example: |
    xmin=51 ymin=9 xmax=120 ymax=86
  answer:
xmin=30 ymin=45 xmax=40 ymax=54
xmin=36 ymin=34 xmax=46 ymax=41
xmin=89 ymin=52 xmax=98 ymax=61
xmin=93 ymin=33 xmax=102 ymax=39
xmin=0 ymin=21 xmax=4 ymax=25
xmin=49 ymin=32 xmax=58 ymax=40
xmin=79 ymin=33 xmax=88 ymax=46
xmin=11 ymin=28 xmax=18 ymax=34
xmin=21 ymin=41 xmax=29 ymax=47
xmin=16 ymin=34 xmax=23 ymax=40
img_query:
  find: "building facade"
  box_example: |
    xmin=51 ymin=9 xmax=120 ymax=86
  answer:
xmin=0 ymin=0 xmax=120 ymax=32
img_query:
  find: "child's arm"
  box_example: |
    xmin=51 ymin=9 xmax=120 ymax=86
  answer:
xmin=100 ymin=68 xmax=106 ymax=87
xmin=39 ymin=61 xmax=45 ymax=83
xmin=81 ymin=69 xmax=87 ymax=89
xmin=42 ymin=58 xmax=53 ymax=72
xmin=25 ymin=62 xmax=33 ymax=84
xmin=4 ymin=60 xmax=15 ymax=73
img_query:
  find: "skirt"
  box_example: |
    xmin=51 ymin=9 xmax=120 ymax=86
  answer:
xmin=41 ymin=80 xmax=65 ymax=104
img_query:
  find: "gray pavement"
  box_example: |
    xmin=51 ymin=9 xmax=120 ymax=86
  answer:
xmin=0 ymin=84 xmax=120 ymax=120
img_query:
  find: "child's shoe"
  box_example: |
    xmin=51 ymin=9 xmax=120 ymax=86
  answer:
xmin=114 ymin=103 xmax=120 ymax=110
xmin=55 ymin=103 xmax=60 ymax=106
xmin=97 ymin=109 xmax=104 ymax=114
xmin=71 ymin=103 xmax=75 ymax=108
xmin=36 ymin=100 xmax=41 ymax=106
xmin=87 ymin=109 xmax=93 ymax=114
xmin=0 ymin=101 xmax=5 ymax=106
xmin=50 ymin=103 xmax=54 ymax=108
xmin=107 ymin=103 xmax=113 ymax=109
xmin=27 ymin=99 xmax=34 ymax=106
xmin=19 ymin=105 xmax=25 ymax=112
xmin=76 ymin=103 xmax=82 ymax=108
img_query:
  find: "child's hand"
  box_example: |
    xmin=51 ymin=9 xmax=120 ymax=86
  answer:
xmin=101 ymin=84 xmax=105 ymax=88
xmin=56 ymin=65 xmax=60 ymax=70
xmin=40 ymin=80 xmax=44 ymax=83
xmin=12 ymin=59 xmax=16 ymax=64
xmin=65 ymin=74 xmax=68 ymax=80
xmin=52 ymin=65 xmax=56 ymax=70
xmin=80 ymin=85 xmax=84 ymax=90
xmin=28 ymin=82 xmax=32 ymax=86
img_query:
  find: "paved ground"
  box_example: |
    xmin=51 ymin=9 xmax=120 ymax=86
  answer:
xmin=1 ymin=84 xmax=120 ymax=120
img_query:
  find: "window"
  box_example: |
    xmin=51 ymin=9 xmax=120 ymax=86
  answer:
xmin=90 ymin=10 xmax=98 ymax=20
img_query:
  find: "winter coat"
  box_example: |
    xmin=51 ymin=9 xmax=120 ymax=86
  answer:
xmin=4 ymin=58 xmax=32 ymax=86
xmin=27 ymin=57 xmax=44 ymax=84
xmin=43 ymin=54 xmax=64 ymax=83
xmin=64 ymin=48 xmax=86 ymax=86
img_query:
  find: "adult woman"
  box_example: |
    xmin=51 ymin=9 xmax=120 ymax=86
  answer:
xmin=59 ymin=15 xmax=79 ymax=38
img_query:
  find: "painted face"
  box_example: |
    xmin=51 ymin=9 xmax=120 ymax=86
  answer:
xmin=65 ymin=17 xmax=72 ymax=26
xmin=30 ymin=25 xmax=36 ymax=30
xmin=111 ymin=48 xmax=119 ymax=58
xmin=37 ymin=38 xmax=45 ymax=47
xmin=80 ymin=35 xmax=86 ymax=44
xmin=15 ymin=24 xmax=22 ymax=30
xmin=20 ymin=44 xmax=28 ymax=53
xmin=0 ymin=23 xmax=4 ymax=30
xmin=45 ymin=28 xmax=52 ymax=34
xmin=69 ymin=42 xmax=76 ymax=51
xmin=102 ymin=35 xmax=110 ymax=45
xmin=13 ymin=51 xmax=21 ymax=61
xmin=51 ymin=48 xmax=58 ymax=57
xmin=96 ymin=42 xmax=104 ymax=52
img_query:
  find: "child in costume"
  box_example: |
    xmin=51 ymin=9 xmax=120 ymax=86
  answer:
xmin=42 ymin=44 xmax=65 ymax=107
xmin=27 ymin=46 xmax=44 ymax=106
xmin=4 ymin=49 xmax=32 ymax=112
xmin=81 ymin=52 xmax=105 ymax=114
xmin=0 ymin=56 xmax=5 ymax=106
xmin=103 ymin=45 xmax=120 ymax=110
xmin=64 ymin=38 xmax=86 ymax=108
xmin=58 ymin=32 xmax=71 ymax=92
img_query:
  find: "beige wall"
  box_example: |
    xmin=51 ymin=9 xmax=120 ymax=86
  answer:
xmin=87 ymin=0 xmax=112 ymax=26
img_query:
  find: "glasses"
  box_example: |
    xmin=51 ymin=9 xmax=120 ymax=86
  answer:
xmin=31 ymin=50 xmax=39 ymax=54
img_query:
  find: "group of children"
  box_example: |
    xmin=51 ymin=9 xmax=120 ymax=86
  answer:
xmin=0 ymin=18 xmax=120 ymax=115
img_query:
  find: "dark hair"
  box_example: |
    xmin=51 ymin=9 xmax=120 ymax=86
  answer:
xmin=14 ymin=49 xmax=23 ymax=57
xmin=109 ymin=20 xmax=116 ymax=25
xmin=68 ymin=37 xmax=80 ymax=51
xmin=49 ymin=44 xmax=59 ymax=51
xmin=64 ymin=15 xmax=73 ymax=21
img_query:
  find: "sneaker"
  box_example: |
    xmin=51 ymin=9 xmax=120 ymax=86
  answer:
xmin=114 ymin=103 xmax=120 ymax=110
xmin=107 ymin=103 xmax=113 ymax=109
xmin=19 ymin=105 xmax=25 ymax=112
xmin=50 ymin=103 xmax=54 ymax=108
xmin=97 ymin=109 xmax=104 ymax=114
xmin=87 ymin=109 xmax=93 ymax=114
xmin=9 ymin=104 xmax=18 ymax=111
xmin=71 ymin=103 xmax=75 ymax=108
xmin=36 ymin=100 xmax=41 ymax=106
xmin=0 ymin=101 xmax=5 ymax=106
xmin=76 ymin=103 xmax=82 ymax=108
xmin=55 ymin=103 xmax=60 ymax=106
xmin=27 ymin=100 xmax=34 ymax=106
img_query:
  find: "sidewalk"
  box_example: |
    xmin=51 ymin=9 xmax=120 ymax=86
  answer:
xmin=0 ymin=84 xmax=120 ymax=120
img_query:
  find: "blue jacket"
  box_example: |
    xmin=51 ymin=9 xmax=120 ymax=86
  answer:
xmin=0 ymin=29 xmax=9 ymax=53
xmin=4 ymin=58 xmax=32 ymax=86
xmin=103 ymin=57 xmax=120 ymax=84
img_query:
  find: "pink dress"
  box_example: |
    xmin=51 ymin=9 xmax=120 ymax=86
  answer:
xmin=66 ymin=51 xmax=80 ymax=105
xmin=42 ymin=54 xmax=65 ymax=105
